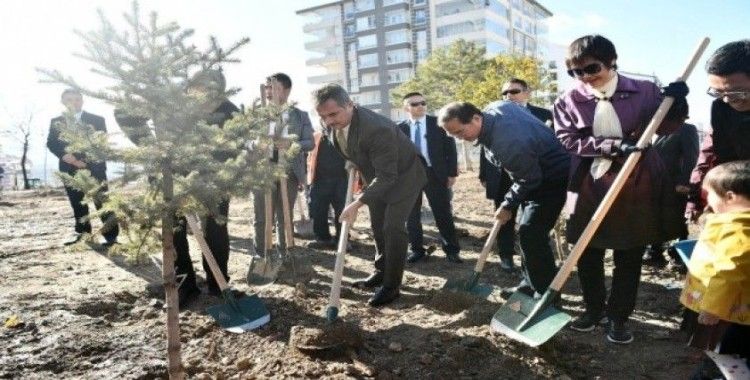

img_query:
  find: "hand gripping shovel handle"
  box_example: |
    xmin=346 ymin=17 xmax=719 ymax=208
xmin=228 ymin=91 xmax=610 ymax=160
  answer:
xmin=517 ymin=37 xmax=711 ymax=331
xmin=326 ymin=166 xmax=357 ymax=322
xmin=185 ymin=214 xmax=229 ymax=291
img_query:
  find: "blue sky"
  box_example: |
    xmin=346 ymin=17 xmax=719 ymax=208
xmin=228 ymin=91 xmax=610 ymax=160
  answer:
xmin=0 ymin=0 xmax=747 ymax=181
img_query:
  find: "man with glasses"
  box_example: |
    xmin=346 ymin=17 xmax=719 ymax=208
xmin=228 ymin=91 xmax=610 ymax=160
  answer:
xmin=397 ymin=92 xmax=461 ymax=264
xmin=438 ymin=100 xmax=570 ymax=301
xmin=501 ymin=78 xmax=553 ymax=127
xmin=688 ymin=39 xmax=750 ymax=220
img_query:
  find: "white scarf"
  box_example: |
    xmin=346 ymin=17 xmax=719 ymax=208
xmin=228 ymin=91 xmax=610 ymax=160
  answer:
xmin=588 ymin=75 xmax=622 ymax=179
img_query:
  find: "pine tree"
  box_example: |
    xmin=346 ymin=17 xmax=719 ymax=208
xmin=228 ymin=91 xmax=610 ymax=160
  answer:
xmin=37 ymin=2 xmax=293 ymax=377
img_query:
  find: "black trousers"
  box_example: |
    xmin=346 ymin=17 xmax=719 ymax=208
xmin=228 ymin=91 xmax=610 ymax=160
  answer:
xmin=174 ymin=199 xmax=230 ymax=292
xmin=493 ymin=198 xmax=517 ymax=259
xmin=516 ymin=190 xmax=565 ymax=293
xmin=369 ymin=189 xmax=422 ymax=288
xmin=407 ymin=167 xmax=460 ymax=255
xmin=64 ymin=184 xmax=119 ymax=242
xmin=309 ymin=177 xmax=347 ymax=241
xmin=577 ymin=247 xmax=644 ymax=321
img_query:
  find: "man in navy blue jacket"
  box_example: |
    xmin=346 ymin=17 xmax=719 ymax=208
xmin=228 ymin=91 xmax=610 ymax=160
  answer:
xmin=397 ymin=92 xmax=461 ymax=264
xmin=438 ymin=100 xmax=570 ymax=296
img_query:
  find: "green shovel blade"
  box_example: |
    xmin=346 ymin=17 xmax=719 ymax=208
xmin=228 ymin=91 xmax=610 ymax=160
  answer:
xmin=490 ymin=291 xmax=571 ymax=347
xmin=442 ymin=271 xmax=495 ymax=298
xmin=206 ymin=294 xmax=270 ymax=333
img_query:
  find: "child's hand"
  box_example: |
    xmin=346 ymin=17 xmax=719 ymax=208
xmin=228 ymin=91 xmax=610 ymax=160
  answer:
xmin=697 ymin=311 xmax=720 ymax=325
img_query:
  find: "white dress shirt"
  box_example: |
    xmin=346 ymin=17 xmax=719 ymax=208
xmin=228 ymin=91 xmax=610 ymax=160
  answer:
xmin=408 ymin=115 xmax=431 ymax=167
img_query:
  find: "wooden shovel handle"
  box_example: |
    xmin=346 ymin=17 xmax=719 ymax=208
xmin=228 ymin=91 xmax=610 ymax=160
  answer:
xmin=297 ymin=192 xmax=308 ymax=222
xmin=548 ymin=37 xmax=710 ymax=292
xmin=264 ymin=190 xmax=273 ymax=253
xmin=185 ymin=214 xmax=229 ymax=291
xmin=327 ymin=166 xmax=357 ymax=310
xmin=474 ymin=219 xmax=503 ymax=273
xmin=279 ymin=176 xmax=295 ymax=248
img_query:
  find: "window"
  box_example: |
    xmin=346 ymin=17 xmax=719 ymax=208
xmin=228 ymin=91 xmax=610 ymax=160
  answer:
xmin=386 ymin=48 xmax=412 ymax=64
xmin=359 ymin=53 xmax=378 ymax=68
xmin=437 ymin=20 xmax=483 ymax=38
xmin=344 ymin=3 xmax=355 ymax=20
xmin=435 ymin=0 xmax=481 ymax=17
xmin=414 ymin=9 xmax=427 ymax=24
xmin=385 ymin=29 xmax=408 ymax=45
xmin=383 ymin=0 xmax=406 ymax=6
xmin=358 ymin=34 xmax=377 ymax=50
xmin=357 ymin=91 xmax=381 ymax=105
xmin=416 ymin=30 xmax=428 ymax=62
xmin=356 ymin=15 xmax=376 ymax=31
xmin=356 ymin=0 xmax=375 ymax=12
xmin=388 ymin=68 xmax=412 ymax=83
xmin=486 ymin=20 xmax=508 ymax=39
xmin=488 ymin=1 xmax=509 ymax=19
xmin=417 ymin=49 xmax=429 ymax=62
xmin=486 ymin=41 xmax=507 ymax=55
xmin=413 ymin=0 xmax=426 ymax=6
xmin=384 ymin=10 xmax=407 ymax=26
xmin=344 ymin=24 xmax=356 ymax=38
xmin=360 ymin=72 xmax=380 ymax=87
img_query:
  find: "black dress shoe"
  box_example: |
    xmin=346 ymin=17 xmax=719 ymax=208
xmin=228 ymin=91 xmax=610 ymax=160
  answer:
xmin=178 ymin=285 xmax=201 ymax=309
xmin=352 ymin=272 xmax=384 ymax=289
xmin=100 ymin=238 xmax=117 ymax=248
xmin=367 ymin=286 xmax=400 ymax=307
xmin=445 ymin=253 xmax=463 ymax=263
xmin=64 ymin=233 xmax=84 ymax=246
xmin=407 ymin=251 xmax=427 ymax=263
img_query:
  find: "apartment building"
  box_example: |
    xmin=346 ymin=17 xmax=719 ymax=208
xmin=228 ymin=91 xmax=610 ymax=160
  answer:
xmin=297 ymin=0 xmax=553 ymax=119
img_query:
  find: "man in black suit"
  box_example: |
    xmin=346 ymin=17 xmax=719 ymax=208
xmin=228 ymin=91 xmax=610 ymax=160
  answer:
xmin=501 ymin=78 xmax=553 ymax=127
xmin=47 ymin=89 xmax=119 ymax=246
xmin=314 ymin=84 xmax=426 ymax=307
xmin=397 ymin=92 xmax=461 ymax=263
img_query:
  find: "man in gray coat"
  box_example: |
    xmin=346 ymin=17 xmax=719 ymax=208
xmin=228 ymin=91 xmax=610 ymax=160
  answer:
xmin=315 ymin=84 xmax=426 ymax=307
xmin=438 ymin=100 xmax=569 ymax=297
xmin=253 ymin=73 xmax=314 ymax=253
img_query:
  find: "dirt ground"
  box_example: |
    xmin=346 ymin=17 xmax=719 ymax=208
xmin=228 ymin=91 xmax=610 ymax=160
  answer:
xmin=0 ymin=174 xmax=702 ymax=379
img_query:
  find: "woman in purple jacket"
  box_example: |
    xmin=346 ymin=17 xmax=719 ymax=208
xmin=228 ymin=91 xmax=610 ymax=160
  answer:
xmin=553 ymin=35 xmax=687 ymax=344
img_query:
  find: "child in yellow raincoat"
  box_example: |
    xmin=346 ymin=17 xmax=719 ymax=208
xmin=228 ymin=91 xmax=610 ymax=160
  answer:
xmin=680 ymin=160 xmax=750 ymax=364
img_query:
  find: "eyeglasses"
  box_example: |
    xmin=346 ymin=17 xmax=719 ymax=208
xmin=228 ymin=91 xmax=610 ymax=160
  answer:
xmin=409 ymin=101 xmax=427 ymax=107
xmin=567 ymin=63 xmax=603 ymax=78
xmin=706 ymin=87 xmax=750 ymax=101
xmin=501 ymin=89 xmax=523 ymax=96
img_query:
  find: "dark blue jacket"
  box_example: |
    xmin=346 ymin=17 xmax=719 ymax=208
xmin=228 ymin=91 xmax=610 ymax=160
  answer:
xmin=397 ymin=115 xmax=458 ymax=184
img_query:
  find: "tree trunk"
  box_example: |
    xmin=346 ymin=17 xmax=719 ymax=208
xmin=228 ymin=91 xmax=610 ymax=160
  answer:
xmin=21 ymin=139 xmax=30 ymax=190
xmin=461 ymin=141 xmax=473 ymax=172
xmin=161 ymin=165 xmax=184 ymax=379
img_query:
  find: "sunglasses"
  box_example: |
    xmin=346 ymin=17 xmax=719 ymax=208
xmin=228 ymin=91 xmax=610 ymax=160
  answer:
xmin=409 ymin=101 xmax=427 ymax=107
xmin=706 ymin=87 xmax=750 ymax=101
xmin=502 ymin=89 xmax=523 ymax=96
xmin=567 ymin=63 xmax=603 ymax=78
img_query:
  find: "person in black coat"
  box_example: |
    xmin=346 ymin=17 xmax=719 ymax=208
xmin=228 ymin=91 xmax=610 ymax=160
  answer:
xmin=398 ymin=92 xmax=461 ymax=263
xmin=47 ymin=89 xmax=119 ymax=246
xmin=478 ymin=79 xmax=554 ymax=272
xmin=644 ymin=98 xmax=699 ymax=266
xmin=115 ymin=69 xmax=239 ymax=308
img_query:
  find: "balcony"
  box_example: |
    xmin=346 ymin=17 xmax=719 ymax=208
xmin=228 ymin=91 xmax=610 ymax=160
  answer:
xmin=308 ymin=72 xmax=344 ymax=84
xmin=302 ymin=16 xmax=338 ymax=33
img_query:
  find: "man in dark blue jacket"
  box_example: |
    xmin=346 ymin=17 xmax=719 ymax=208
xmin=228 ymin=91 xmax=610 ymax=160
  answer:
xmin=47 ymin=89 xmax=119 ymax=246
xmin=438 ymin=100 xmax=570 ymax=297
xmin=397 ymin=92 xmax=461 ymax=264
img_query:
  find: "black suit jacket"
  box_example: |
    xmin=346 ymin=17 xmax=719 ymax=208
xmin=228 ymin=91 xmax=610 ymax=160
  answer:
xmin=397 ymin=115 xmax=458 ymax=184
xmin=478 ymin=103 xmax=552 ymax=199
xmin=47 ymin=111 xmax=108 ymax=181
xmin=333 ymin=106 xmax=426 ymax=205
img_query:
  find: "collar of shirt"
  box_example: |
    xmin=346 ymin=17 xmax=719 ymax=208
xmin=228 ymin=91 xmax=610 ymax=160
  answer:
xmin=74 ymin=111 xmax=83 ymax=121
xmin=408 ymin=115 xmax=426 ymax=126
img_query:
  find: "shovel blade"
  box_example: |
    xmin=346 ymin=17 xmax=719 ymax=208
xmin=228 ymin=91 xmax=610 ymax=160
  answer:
xmin=294 ymin=220 xmax=314 ymax=238
xmin=490 ymin=292 xmax=571 ymax=347
xmin=442 ymin=272 xmax=495 ymax=299
xmin=206 ymin=294 xmax=270 ymax=333
xmin=672 ymin=239 xmax=696 ymax=265
xmin=247 ymin=254 xmax=283 ymax=286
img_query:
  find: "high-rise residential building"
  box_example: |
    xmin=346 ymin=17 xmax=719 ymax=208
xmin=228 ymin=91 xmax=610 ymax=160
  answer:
xmin=297 ymin=0 xmax=552 ymax=120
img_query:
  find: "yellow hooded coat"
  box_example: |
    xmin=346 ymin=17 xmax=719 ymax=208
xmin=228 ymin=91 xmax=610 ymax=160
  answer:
xmin=680 ymin=212 xmax=750 ymax=325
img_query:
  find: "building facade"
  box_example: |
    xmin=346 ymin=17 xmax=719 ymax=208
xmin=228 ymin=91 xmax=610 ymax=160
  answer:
xmin=297 ymin=0 xmax=552 ymax=119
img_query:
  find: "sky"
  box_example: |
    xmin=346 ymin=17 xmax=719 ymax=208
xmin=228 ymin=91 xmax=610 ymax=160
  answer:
xmin=0 ymin=0 xmax=747 ymax=183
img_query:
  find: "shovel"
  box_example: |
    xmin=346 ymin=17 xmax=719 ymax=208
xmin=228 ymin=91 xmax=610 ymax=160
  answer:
xmin=442 ymin=219 xmax=502 ymax=298
xmin=247 ymin=190 xmax=284 ymax=286
xmin=490 ymin=37 xmax=710 ymax=347
xmin=185 ymin=214 xmax=270 ymax=333
xmin=325 ymin=166 xmax=356 ymax=322
xmin=293 ymin=192 xmax=314 ymax=238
